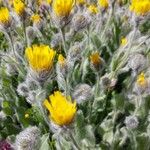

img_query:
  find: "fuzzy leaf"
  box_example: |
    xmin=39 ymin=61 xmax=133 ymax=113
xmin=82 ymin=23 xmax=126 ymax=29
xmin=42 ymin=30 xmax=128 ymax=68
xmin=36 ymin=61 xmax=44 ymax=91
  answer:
xmin=39 ymin=134 xmax=50 ymax=150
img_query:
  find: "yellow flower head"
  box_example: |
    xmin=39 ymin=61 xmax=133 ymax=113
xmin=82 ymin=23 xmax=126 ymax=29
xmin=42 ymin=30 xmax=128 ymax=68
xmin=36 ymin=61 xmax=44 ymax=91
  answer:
xmin=0 ymin=7 xmax=10 ymax=25
xmin=137 ymin=72 xmax=148 ymax=88
xmin=117 ymin=0 xmax=125 ymax=6
xmin=37 ymin=0 xmax=42 ymax=5
xmin=130 ymin=0 xmax=150 ymax=16
xmin=43 ymin=91 xmax=77 ymax=126
xmin=76 ymin=0 xmax=86 ymax=5
xmin=90 ymin=52 xmax=101 ymax=66
xmin=58 ymin=54 xmax=66 ymax=66
xmin=13 ymin=0 xmax=26 ymax=16
xmin=88 ymin=4 xmax=98 ymax=14
xmin=121 ymin=37 xmax=127 ymax=46
xmin=47 ymin=0 xmax=52 ymax=4
xmin=25 ymin=113 xmax=29 ymax=118
xmin=98 ymin=0 xmax=109 ymax=9
xmin=30 ymin=14 xmax=41 ymax=24
xmin=53 ymin=0 xmax=75 ymax=17
xmin=25 ymin=44 xmax=56 ymax=72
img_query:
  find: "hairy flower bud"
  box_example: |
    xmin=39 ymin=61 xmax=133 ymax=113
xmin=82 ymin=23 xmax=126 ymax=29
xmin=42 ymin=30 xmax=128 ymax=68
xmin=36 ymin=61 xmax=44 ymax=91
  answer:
xmin=90 ymin=52 xmax=102 ymax=72
xmin=26 ymin=26 xmax=37 ymax=45
xmin=124 ymin=116 xmax=139 ymax=129
xmin=26 ymin=91 xmax=36 ymax=104
xmin=50 ymin=33 xmax=62 ymax=48
xmin=73 ymin=84 xmax=92 ymax=104
xmin=67 ymin=42 xmax=83 ymax=69
xmin=101 ymin=75 xmax=111 ymax=89
xmin=17 ymin=82 xmax=29 ymax=97
xmin=133 ymin=72 xmax=150 ymax=95
xmin=15 ymin=126 xmax=41 ymax=150
xmin=127 ymin=53 xmax=147 ymax=73
xmin=72 ymin=14 xmax=90 ymax=32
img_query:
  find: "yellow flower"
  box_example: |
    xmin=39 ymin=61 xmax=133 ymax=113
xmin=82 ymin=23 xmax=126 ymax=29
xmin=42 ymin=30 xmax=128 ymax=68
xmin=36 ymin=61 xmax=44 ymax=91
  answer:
xmin=25 ymin=113 xmax=29 ymax=118
xmin=58 ymin=54 xmax=66 ymax=66
xmin=30 ymin=14 xmax=41 ymax=24
xmin=130 ymin=0 xmax=150 ymax=16
xmin=25 ymin=44 xmax=56 ymax=72
xmin=0 ymin=7 xmax=10 ymax=25
xmin=98 ymin=0 xmax=109 ymax=9
xmin=76 ymin=0 xmax=86 ymax=5
xmin=13 ymin=0 xmax=26 ymax=16
xmin=88 ymin=4 xmax=98 ymax=14
xmin=53 ymin=0 xmax=75 ymax=17
xmin=90 ymin=52 xmax=101 ymax=66
xmin=137 ymin=73 xmax=148 ymax=88
xmin=121 ymin=37 xmax=127 ymax=46
xmin=37 ymin=0 xmax=42 ymax=5
xmin=43 ymin=91 xmax=76 ymax=126
xmin=47 ymin=0 xmax=52 ymax=4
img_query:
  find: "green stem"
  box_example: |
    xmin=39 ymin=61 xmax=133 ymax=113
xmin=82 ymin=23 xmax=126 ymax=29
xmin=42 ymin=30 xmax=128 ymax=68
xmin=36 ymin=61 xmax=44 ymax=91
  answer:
xmin=60 ymin=27 xmax=67 ymax=54
xmin=87 ymin=25 xmax=90 ymax=47
xmin=95 ymin=73 xmax=100 ymax=98
xmin=23 ymin=20 xmax=27 ymax=47
xmin=65 ymin=76 xmax=70 ymax=97
xmin=8 ymin=30 xmax=17 ymax=60
xmin=37 ymin=100 xmax=50 ymax=128
xmin=101 ymin=8 xmax=113 ymax=40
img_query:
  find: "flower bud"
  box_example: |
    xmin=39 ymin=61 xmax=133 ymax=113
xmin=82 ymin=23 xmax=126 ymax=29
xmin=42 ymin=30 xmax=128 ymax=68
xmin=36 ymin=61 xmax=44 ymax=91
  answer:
xmin=76 ymin=0 xmax=86 ymax=6
xmin=26 ymin=26 xmax=36 ymax=45
xmin=127 ymin=53 xmax=147 ymax=73
xmin=27 ymin=68 xmax=52 ymax=83
xmin=98 ymin=0 xmax=109 ymax=10
xmin=17 ymin=82 xmax=29 ymax=97
xmin=133 ymin=72 xmax=150 ymax=95
xmin=57 ymin=54 xmax=68 ymax=76
xmin=50 ymin=33 xmax=62 ymax=48
xmin=26 ymin=91 xmax=36 ymax=104
xmin=90 ymin=52 xmax=102 ymax=71
xmin=87 ymin=4 xmax=98 ymax=15
xmin=72 ymin=84 xmax=92 ymax=104
xmin=56 ymin=54 xmax=68 ymax=90
xmin=101 ymin=75 xmax=111 ymax=89
xmin=72 ymin=14 xmax=90 ymax=32
xmin=25 ymin=76 xmax=40 ymax=90
xmin=30 ymin=13 xmax=43 ymax=29
xmin=124 ymin=116 xmax=139 ymax=129
xmin=15 ymin=126 xmax=41 ymax=150
xmin=68 ymin=42 xmax=82 ymax=61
